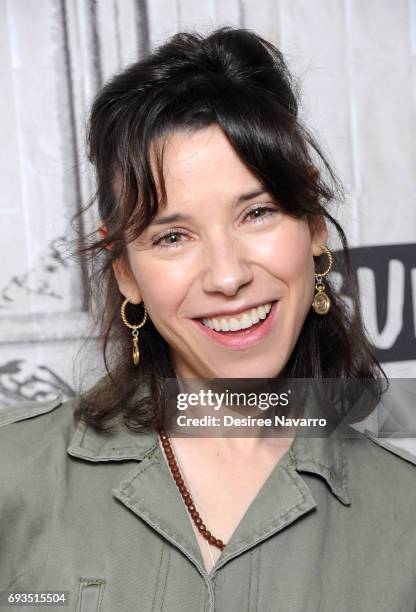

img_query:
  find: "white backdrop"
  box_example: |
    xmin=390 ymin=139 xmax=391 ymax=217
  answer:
xmin=1 ymin=0 xmax=415 ymax=407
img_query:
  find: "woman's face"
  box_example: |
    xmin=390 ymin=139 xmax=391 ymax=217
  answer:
xmin=113 ymin=125 xmax=327 ymax=379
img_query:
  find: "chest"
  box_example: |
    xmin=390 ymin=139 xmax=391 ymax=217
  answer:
xmin=160 ymin=437 xmax=293 ymax=572
xmin=8 ymin=451 xmax=416 ymax=611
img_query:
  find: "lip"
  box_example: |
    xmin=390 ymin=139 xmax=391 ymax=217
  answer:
xmin=195 ymin=300 xmax=276 ymax=320
xmin=192 ymin=300 xmax=280 ymax=350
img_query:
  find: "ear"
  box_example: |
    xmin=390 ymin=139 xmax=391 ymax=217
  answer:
xmin=99 ymin=224 xmax=142 ymax=303
xmin=98 ymin=224 xmax=114 ymax=252
xmin=306 ymin=167 xmax=329 ymax=256
xmin=98 ymin=224 xmax=107 ymax=240
xmin=112 ymin=256 xmax=142 ymax=304
xmin=309 ymin=215 xmax=329 ymax=257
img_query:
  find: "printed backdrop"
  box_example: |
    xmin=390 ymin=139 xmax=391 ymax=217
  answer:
xmin=1 ymin=1 xmax=415 ymax=413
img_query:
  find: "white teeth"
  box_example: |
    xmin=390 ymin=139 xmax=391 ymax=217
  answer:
xmin=229 ymin=318 xmax=240 ymax=331
xmin=240 ymin=314 xmax=252 ymax=329
xmin=250 ymin=308 xmax=260 ymax=324
xmin=201 ymin=302 xmax=274 ymax=332
xmin=258 ymin=305 xmax=266 ymax=319
xmin=220 ymin=318 xmax=230 ymax=331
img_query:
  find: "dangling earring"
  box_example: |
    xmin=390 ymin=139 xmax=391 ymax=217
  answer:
xmin=120 ymin=297 xmax=148 ymax=365
xmin=312 ymin=244 xmax=333 ymax=315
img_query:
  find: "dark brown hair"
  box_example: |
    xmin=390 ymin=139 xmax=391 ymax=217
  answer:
xmin=72 ymin=26 xmax=385 ymax=433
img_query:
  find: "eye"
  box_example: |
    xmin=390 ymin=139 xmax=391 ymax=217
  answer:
xmin=152 ymin=229 xmax=189 ymax=249
xmin=244 ymin=204 xmax=279 ymax=223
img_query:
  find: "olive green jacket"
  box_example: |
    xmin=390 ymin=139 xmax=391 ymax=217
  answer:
xmin=0 ymin=394 xmax=415 ymax=612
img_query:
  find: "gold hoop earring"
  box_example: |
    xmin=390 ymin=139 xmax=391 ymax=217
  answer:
xmin=120 ymin=297 xmax=148 ymax=365
xmin=312 ymin=244 xmax=333 ymax=315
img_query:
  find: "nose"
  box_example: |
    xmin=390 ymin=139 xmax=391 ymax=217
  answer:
xmin=201 ymin=235 xmax=253 ymax=296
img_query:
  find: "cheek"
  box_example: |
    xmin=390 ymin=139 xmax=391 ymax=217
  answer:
xmin=128 ymin=254 xmax=188 ymax=319
xmin=262 ymin=220 xmax=315 ymax=284
xmin=273 ymin=227 xmax=316 ymax=330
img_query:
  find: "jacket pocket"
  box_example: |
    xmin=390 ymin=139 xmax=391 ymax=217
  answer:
xmin=75 ymin=578 xmax=106 ymax=612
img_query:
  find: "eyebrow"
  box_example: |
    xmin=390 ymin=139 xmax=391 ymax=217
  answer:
xmin=150 ymin=188 xmax=268 ymax=226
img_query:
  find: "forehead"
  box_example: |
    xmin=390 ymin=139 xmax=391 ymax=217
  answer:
xmin=150 ymin=125 xmax=262 ymax=203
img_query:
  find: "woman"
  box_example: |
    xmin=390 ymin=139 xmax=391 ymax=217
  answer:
xmin=1 ymin=27 xmax=415 ymax=612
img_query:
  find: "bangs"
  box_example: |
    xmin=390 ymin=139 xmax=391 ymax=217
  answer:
xmin=116 ymin=76 xmax=332 ymax=246
xmin=74 ymin=27 xmax=384 ymax=434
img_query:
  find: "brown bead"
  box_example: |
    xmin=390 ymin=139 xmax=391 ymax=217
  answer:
xmin=158 ymin=429 xmax=226 ymax=552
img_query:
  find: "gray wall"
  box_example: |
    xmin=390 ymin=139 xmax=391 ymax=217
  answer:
xmin=1 ymin=0 xmax=415 ymax=407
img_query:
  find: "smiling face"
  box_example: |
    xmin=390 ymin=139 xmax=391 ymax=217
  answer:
xmin=112 ymin=125 xmax=327 ymax=379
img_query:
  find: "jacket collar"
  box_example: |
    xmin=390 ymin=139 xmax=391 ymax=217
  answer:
xmin=291 ymin=433 xmax=350 ymax=505
xmin=67 ymin=416 xmax=351 ymax=505
xmin=67 ymin=417 xmax=159 ymax=462
xmin=67 ymin=414 xmax=351 ymax=575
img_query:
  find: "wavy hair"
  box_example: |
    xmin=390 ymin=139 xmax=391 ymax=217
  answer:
xmin=72 ymin=26 xmax=385 ymax=433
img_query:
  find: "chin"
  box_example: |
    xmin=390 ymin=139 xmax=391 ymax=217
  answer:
xmin=209 ymin=357 xmax=286 ymax=380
